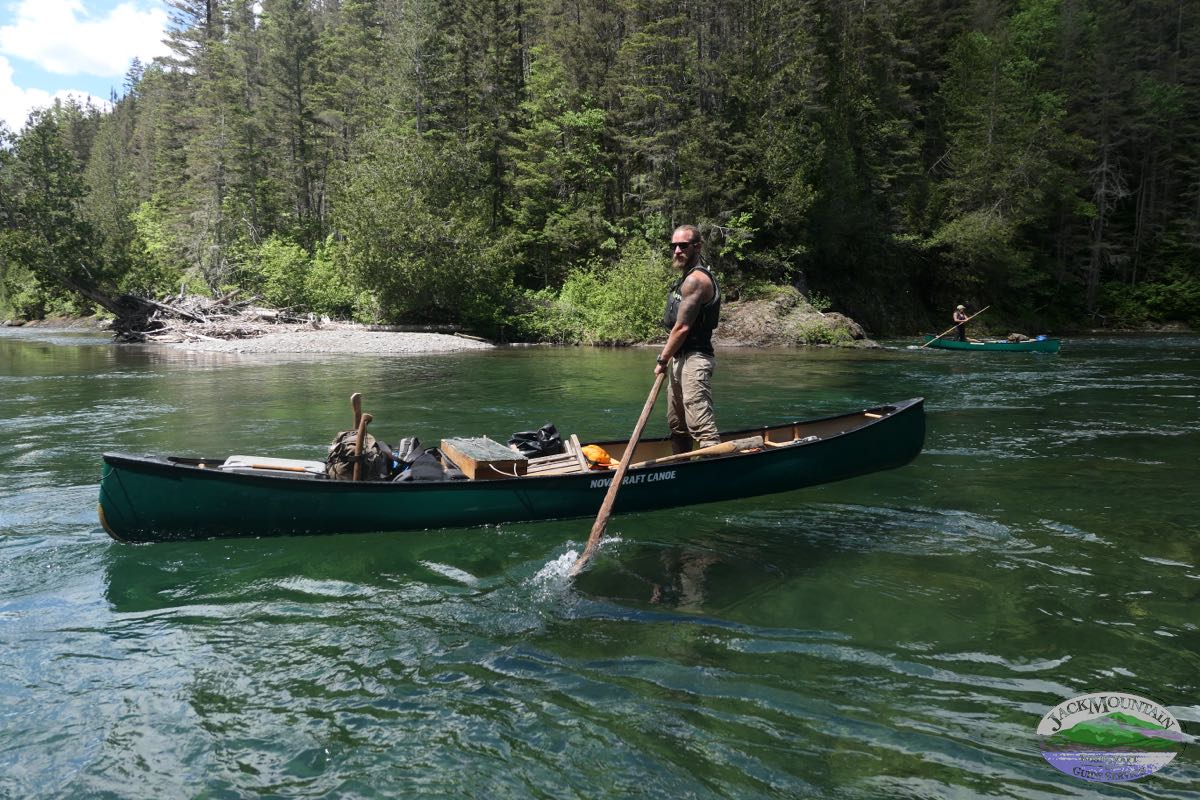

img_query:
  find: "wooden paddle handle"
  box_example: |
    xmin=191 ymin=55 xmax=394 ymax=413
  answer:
xmin=351 ymin=393 xmax=362 ymax=429
xmin=352 ymin=413 xmax=372 ymax=481
xmin=570 ymin=372 xmax=666 ymax=576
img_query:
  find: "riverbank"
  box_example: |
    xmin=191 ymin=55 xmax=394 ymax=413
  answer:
xmin=163 ymin=325 xmax=495 ymax=355
xmin=10 ymin=305 xmax=1188 ymax=353
xmin=7 ymin=286 xmax=879 ymax=352
xmin=9 ymin=316 xmax=494 ymax=354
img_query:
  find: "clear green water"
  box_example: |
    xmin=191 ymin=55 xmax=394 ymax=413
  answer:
xmin=1 ymin=328 xmax=1197 ymax=798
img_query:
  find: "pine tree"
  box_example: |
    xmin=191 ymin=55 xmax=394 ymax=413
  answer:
xmin=606 ymin=0 xmax=695 ymax=224
xmin=261 ymin=0 xmax=323 ymax=245
xmin=504 ymin=46 xmax=612 ymax=287
xmin=930 ymin=0 xmax=1087 ymax=306
xmin=2 ymin=108 xmax=106 ymax=307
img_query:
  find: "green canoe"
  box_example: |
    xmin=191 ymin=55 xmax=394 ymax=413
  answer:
xmin=921 ymin=335 xmax=1061 ymax=353
xmin=99 ymin=397 xmax=925 ymax=543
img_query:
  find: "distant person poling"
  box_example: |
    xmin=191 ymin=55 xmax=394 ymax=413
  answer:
xmin=954 ymin=304 xmax=970 ymax=341
xmin=920 ymin=305 xmax=990 ymax=349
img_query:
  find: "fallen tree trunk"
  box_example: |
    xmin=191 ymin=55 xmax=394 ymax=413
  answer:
xmin=46 ymin=271 xmax=308 ymax=342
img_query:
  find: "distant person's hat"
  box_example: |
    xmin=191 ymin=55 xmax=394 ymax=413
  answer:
xmin=956 ymin=304 xmax=965 ymax=310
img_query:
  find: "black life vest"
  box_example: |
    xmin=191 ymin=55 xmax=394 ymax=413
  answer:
xmin=662 ymin=264 xmax=721 ymax=356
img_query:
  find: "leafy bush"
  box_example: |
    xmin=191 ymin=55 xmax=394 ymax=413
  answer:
xmin=304 ymin=238 xmax=362 ymax=319
xmin=124 ymin=201 xmax=187 ymax=297
xmin=1099 ymin=269 xmax=1200 ymax=328
xmin=559 ymin=238 xmax=673 ymax=344
xmin=508 ymin=237 xmax=673 ymax=343
xmin=255 ymin=236 xmax=311 ymax=309
xmin=508 ymin=286 xmax=585 ymax=343
xmin=1097 ymin=282 xmax=1149 ymax=327
xmin=3 ymin=279 xmax=48 ymax=320
xmin=792 ymin=318 xmax=853 ymax=345
xmin=806 ymin=291 xmax=833 ymax=312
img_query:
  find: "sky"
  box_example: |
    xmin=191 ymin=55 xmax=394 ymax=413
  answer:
xmin=0 ymin=0 xmax=172 ymax=132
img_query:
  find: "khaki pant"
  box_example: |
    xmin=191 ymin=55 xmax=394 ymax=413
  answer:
xmin=666 ymin=351 xmax=719 ymax=452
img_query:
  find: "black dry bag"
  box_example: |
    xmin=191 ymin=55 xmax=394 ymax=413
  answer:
xmin=507 ymin=423 xmax=564 ymax=458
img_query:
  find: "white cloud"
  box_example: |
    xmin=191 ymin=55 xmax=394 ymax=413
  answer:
xmin=0 ymin=1 xmax=168 ymax=131
xmin=0 ymin=0 xmax=171 ymax=76
xmin=0 ymin=55 xmax=108 ymax=132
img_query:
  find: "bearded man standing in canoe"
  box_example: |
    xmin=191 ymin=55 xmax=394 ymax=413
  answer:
xmin=655 ymin=224 xmax=723 ymax=455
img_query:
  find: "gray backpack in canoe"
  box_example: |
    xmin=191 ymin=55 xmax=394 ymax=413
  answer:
xmin=325 ymin=430 xmax=391 ymax=481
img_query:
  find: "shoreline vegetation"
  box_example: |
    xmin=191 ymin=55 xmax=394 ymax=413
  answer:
xmin=4 ymin=284 xmax=1191 ymax=357
xmin=2 ymin=284 xmax=879 ymax=352
xmin=3 ymin=4 xmax=1198 ymax=343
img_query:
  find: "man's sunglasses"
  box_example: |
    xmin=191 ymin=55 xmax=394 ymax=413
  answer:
xmin=671 ymin=240 xmax=698 ymax=251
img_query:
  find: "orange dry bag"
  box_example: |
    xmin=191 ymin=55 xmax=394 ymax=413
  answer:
xmin=581 ymin=444 xmax=614 ymax=468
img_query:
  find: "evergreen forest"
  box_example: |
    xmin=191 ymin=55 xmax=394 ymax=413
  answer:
xmin=1 ymin=0 xmax=1197 ymax=341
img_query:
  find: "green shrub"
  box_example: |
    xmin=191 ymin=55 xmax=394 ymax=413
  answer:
xmin=807 ymin=291 xmax=833 ymax=312
xmin=1097 ymin=283 xmax=1149 ymax=327
xmin=304 ymin=238 xmax=362 ymax=319
xmin=792 ymin=319 xmax=852 ymax=345
xmin=5 ymin=281 xmax=48 ymax=319
xmin=506 ymin=237 xmax=673 ymax=344
xmin=1099 ymin=269 xmax=1200 ymax=328
xmin=256 ymin=236 xmax=311 ymax=309
xmin=124 ymin=201 xmax=186 ymax=297
xmin=561 ymin=239 xmax=673 ymax=343
xmin=508 ymin=286 xmax=586 ymax=343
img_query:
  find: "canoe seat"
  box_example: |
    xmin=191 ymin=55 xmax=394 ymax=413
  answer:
xmin=219 ymin=456 xmax=327 ymax=478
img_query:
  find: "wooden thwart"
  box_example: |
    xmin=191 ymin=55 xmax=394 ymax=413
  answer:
xmin=569 ymin=434 xmax=590 ymax=471
xmin=523 ymin=434 xmax=591 ymax=476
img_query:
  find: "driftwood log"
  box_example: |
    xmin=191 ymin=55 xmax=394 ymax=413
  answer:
xmin=105 ymin=290 xmax=314 ymax=343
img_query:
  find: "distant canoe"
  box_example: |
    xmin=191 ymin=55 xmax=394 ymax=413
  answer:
xmin=98 ymin=398 xmax=925 ymax=543
xmin=921 ymin=335 xmax=1061 ymax=353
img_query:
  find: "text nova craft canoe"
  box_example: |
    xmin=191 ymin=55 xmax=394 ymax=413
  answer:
xmin=99 ymin=398 xmax=925 ymax=543
xmin=921 ymin=335 xmax=1061 ymax=353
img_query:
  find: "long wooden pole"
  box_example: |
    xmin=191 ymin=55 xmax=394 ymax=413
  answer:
xmin=628 ymin=435 xmax=762 ymax=469
xmin=921 ymin=305 xmax=990 ymax=348
xmin=569 ymin=372 xmax=666 ymax=576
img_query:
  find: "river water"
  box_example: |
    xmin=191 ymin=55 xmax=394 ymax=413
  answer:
xmin=1 ymin=327 xmax=1197 ymax=798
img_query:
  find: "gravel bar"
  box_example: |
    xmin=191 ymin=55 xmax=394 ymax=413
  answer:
xmin=169 ymin=329 xmax=494 ymax=355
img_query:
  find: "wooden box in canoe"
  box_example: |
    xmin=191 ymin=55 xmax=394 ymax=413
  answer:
xmin=921 ymin=335 xmax=1061 ymax=353
xmin=98 ymin=398 xmax=925 ymax=543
